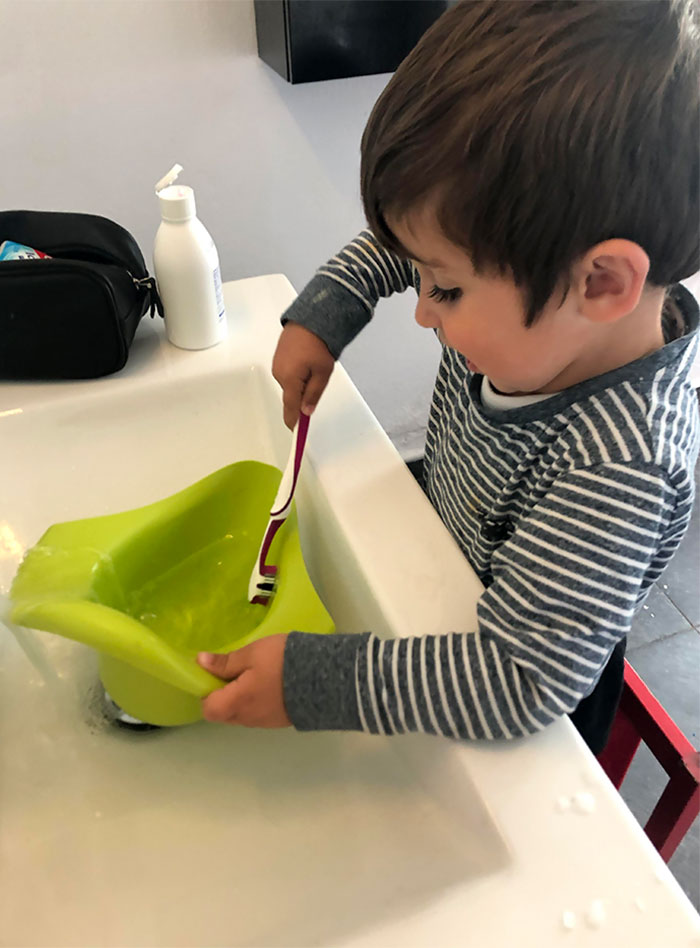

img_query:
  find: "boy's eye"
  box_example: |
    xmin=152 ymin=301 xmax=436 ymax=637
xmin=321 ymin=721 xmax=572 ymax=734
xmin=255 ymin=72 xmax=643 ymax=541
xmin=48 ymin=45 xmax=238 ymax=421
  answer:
xmin=427 ymin=284 xmax=463 ymax=304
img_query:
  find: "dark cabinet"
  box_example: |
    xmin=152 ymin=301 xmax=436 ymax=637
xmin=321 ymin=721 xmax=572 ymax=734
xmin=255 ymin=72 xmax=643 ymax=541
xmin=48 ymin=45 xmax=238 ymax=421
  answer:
xmin=254 ymin=0 xmax=448 ymax=84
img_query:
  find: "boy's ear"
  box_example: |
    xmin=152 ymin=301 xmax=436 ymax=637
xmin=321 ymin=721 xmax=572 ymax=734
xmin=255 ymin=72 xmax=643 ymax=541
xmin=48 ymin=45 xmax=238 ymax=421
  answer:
xmin=576 ymin=239 xmax=650 ymax=323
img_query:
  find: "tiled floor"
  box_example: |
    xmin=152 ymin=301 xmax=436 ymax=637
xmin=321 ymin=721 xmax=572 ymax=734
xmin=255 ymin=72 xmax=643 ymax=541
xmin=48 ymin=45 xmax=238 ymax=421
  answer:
xmin=405 ymin=455 xmax=700 ymax=911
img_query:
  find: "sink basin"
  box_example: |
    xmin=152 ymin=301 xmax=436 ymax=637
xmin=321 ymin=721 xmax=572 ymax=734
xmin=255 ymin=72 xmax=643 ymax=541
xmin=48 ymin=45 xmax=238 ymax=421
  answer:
xmin=3 ymin=277 xmax=698 ymax=947
xmin=0 ymin=299 xmax=508 ymax=947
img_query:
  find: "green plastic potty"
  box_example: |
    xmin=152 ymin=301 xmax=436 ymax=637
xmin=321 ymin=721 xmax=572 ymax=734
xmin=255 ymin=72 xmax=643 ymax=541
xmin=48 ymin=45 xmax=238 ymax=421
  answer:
xmin=9 ymin=461 xmax=334 ymax=726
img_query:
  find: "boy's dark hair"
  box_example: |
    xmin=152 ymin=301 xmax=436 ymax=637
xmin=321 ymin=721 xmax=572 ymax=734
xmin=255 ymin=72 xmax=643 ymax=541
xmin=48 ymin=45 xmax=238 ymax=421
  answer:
xmin=361 ymin=0 xmax=700 ymax=324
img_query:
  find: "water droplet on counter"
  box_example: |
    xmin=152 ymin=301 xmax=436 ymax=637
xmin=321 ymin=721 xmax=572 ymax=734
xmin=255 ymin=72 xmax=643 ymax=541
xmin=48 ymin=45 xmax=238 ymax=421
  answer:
xmin=662 ymin=584 xmax=668 ymax=590
xmin=556 ymin=795 xmax=571 ymax=812
xmin=634 ymin=896 xmax=646 ymax=912
xmin=650 ymin=613 xmax=655 ymax=618
xmin=585 ymin=899 xmax=606 ymax=929
xmin=573 ymin=790 xmax=596 ymax=814
xmin=561 ymin=910 xmax=577 ymax=931
xmin=643 ymin=604 xmax=649 ymax=610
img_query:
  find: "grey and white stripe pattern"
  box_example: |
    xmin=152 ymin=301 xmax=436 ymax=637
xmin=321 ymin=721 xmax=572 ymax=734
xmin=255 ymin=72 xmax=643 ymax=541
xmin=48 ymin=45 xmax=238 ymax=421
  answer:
xmin=318 ymin=230 xmax=416 ymax=307
xmin=282 ymin=231 xmax=699 ymax=740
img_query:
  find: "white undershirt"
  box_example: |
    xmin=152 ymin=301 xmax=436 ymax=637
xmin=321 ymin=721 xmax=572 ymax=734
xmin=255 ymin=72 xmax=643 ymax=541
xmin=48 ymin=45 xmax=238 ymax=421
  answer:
xmin=481 ymin=376 xmax=558 ymax=410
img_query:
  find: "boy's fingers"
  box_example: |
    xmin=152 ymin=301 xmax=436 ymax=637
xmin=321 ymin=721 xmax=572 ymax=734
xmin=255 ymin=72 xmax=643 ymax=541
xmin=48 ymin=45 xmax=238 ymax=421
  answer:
xmin=198 ymin=650 xmax=248 ymax=681
xmin=199 ymin=636 xmax=290 ymax=728
xmin=283 ymin=406 xmax=299 ymax=430
xmin=282 ymin=382 xmax=304 ymax=430
xmin=301 ymin=366 xmax=332 ymax=415
xmin=201 ymin=678 xmax=242 ymax=723
xmin=272 ymin=323 xmax=334 ymax=430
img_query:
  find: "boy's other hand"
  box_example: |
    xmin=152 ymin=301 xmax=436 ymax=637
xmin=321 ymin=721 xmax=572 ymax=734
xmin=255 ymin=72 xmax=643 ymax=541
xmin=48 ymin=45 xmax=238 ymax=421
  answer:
xmin=272 ymin=323 xmax=334 ymax=429
xmin=198 ymin=635 xmax=291 ymax=728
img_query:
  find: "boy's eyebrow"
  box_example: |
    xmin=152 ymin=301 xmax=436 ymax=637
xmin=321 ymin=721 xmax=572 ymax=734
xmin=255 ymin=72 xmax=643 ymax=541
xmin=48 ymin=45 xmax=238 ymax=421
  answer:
xmin=414 ymin=254 xmax=445 ymax=267
xmin=400 ymin=245 xmax=446 ymax=269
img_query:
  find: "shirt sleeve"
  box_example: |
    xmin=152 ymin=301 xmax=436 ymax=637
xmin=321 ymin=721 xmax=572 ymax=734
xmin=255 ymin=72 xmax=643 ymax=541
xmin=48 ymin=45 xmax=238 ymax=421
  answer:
xmin=283 ymin=463 xmax=681 ymax=739
xmin=280 ymin=229 xmax=417 ymax=359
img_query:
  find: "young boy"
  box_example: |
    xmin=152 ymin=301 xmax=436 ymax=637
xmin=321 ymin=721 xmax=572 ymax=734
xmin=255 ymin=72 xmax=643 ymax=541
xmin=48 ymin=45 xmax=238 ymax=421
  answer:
xmin=198 ymin=0 xmax=699 ymax=753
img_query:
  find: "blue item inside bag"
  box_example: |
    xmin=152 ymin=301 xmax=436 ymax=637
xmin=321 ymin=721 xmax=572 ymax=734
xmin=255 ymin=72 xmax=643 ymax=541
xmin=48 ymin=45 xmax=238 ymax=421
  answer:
xmin=0 ymin=240 xmax=51 ymax=261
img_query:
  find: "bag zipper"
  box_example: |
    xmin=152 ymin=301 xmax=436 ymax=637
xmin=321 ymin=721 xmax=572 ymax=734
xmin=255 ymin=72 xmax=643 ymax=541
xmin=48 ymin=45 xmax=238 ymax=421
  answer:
xmin=44 ymin=247 xmax=163 ymax=319
xmin=39 ymin=242 xmax=144 ymax=274
xmin=1 ymin=254 xmax=163 ymax=320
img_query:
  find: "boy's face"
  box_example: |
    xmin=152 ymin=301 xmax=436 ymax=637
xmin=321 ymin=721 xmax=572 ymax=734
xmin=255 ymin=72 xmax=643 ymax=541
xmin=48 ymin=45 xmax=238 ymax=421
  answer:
xmin=387 ymin=207 xmax=595 ymax=394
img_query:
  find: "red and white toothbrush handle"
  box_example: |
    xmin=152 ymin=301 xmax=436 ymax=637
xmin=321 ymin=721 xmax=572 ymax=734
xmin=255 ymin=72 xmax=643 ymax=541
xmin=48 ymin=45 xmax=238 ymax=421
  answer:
xmin=248 ymin=413 xmax=310 ymax=603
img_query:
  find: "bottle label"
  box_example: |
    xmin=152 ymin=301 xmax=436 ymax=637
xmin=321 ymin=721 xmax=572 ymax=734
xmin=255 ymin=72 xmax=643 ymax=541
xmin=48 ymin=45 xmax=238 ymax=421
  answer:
xmin=213 ymin=266 xmax=225 ymax=321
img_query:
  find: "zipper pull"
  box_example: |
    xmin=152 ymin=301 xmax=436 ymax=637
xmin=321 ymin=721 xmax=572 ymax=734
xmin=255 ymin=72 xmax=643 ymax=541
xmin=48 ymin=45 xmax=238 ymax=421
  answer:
xmin=149 ymin=281 xmax=164 ymax=319
xmin=132 ymin=275 xmax=164 ymax=319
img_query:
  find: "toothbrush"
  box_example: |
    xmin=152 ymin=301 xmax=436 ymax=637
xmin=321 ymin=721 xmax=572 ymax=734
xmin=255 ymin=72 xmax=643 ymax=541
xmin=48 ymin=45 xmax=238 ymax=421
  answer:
xmin=248 ymin=412 xmax=310 ymax=606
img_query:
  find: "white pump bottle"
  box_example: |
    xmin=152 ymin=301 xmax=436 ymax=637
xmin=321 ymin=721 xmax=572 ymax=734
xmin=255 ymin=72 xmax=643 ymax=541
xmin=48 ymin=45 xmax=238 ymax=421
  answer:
xmin=153 ymin=164 xmax=227 ymax=350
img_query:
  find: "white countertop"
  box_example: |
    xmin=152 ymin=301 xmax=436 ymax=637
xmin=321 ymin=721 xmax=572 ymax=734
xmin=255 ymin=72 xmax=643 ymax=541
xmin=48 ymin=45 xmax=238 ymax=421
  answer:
xmin=2 ymin=274 xmax=699 ymax=948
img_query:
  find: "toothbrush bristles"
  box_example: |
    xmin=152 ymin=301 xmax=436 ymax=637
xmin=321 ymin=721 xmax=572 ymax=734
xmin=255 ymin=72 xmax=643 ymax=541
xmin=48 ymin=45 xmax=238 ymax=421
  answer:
xmin=251 ymin=576 xmax=278 ymax=606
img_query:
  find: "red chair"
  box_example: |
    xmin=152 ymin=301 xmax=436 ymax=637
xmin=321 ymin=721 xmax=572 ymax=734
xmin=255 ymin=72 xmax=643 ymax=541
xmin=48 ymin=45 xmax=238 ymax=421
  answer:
xmin=597 ymin=659 xmax=700 ymax=862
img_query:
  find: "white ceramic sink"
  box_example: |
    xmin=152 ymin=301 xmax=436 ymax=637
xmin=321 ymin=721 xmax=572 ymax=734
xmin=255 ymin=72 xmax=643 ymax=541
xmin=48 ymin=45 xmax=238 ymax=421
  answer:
xmin=2 ymin=276 xmax=698 ymax=947
xmin=0 ymin=291 xmax=506 ymax=948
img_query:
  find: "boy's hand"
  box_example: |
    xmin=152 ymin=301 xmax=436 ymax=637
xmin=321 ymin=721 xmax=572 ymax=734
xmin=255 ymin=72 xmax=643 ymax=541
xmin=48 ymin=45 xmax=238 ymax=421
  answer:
xmin=272 ymin=323 xmax=335 ymax=429
xmin=197 ymin=635 xmax=291 ymax=728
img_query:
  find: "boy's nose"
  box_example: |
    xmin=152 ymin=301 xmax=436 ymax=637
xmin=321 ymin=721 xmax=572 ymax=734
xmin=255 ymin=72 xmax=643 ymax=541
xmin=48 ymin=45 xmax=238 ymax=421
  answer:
xmin=414 ymin=295 xmax=441 ymax=331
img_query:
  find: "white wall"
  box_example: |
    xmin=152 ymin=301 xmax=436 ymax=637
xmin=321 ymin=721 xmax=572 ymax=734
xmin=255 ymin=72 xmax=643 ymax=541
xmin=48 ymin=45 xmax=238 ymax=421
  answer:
xmin=0 ymin=0 xmax=440 ymax=457
xmin=3 ymin=0 xmax=695 ymax=426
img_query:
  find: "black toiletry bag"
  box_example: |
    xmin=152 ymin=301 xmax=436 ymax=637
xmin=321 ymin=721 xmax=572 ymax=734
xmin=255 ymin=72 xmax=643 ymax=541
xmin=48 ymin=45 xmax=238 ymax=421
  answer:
xmin=0 ymin=209 xmax=162 ymax=379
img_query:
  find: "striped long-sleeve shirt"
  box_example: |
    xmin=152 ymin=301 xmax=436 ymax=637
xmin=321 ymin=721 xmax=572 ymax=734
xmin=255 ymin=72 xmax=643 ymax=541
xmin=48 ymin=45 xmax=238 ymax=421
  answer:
xmin=281 ymin=231 xmax=700 ymax=741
